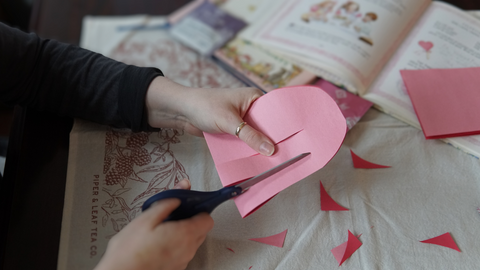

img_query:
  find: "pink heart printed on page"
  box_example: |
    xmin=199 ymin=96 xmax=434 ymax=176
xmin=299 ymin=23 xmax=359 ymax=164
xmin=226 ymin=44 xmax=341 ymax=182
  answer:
xmin=204 ymin=85 xmax=347 ymax=217
xmin=418 ymin=40 xmax=434 ymax=52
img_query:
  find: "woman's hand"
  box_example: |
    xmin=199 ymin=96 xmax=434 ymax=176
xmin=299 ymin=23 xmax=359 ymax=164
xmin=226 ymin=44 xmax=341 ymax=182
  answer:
xmin=94 ymin=179 xmax=214 ymax=270
xmin=145 ymin=76 xmax=275 ymax=156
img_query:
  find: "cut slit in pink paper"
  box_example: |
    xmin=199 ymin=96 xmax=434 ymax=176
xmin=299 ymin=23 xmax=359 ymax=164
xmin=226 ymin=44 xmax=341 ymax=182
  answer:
xmin=320 ymin=181 xmax=348 ymax=211
xmin=331 ymin=230 xmax=362 ymax=266
xmin=204 ymin=86 xmax=347 ymax=217
xmin=216 ymin=129 xmax=305 ymax=187
xmin=350 ymin=150 xmax=390 ymax=169
xmin=420 ymin=232 xmax=460 ymax=252
xmin=249 ymin=229 xmax=287 ymax=248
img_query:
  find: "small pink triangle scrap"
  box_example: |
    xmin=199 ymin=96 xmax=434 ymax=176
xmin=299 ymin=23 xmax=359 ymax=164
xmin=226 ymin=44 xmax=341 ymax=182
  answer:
xmin=331 ymin=230 xmax=362 ymax=266
xmin=420 ymin=232 xmax=460 ymax=252
xmin=249 ymin=229 xmax=288 ymax=248
xmin=320 ymin=181 xmax=348 ymax=211
xmin=350 ymin=150 xmax=390 ymax=169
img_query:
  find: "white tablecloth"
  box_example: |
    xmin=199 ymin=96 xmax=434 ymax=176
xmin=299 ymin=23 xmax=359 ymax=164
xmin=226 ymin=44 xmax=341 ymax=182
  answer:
xmin=58 ymin=15 xmax=480 ymax=270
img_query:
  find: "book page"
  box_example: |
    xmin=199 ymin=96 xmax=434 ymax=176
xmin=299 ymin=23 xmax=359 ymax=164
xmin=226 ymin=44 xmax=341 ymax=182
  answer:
xmin=365 ymin=2 xmax=480 ymax=157
xmin=213 ymin=38 xmax=317 ymax=92
xmin=241 ymin=0 xmax=430 ymax=93
xmin=217 ymin=0 xmax=270 ymax=24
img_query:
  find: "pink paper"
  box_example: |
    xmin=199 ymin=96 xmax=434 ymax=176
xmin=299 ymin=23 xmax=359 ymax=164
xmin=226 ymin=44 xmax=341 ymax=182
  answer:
xmin=249 ymin=229 xmax=288 ymax=248
xmin=420 ymin=232 xmax=460 ymax=252
xmin=401 ymin=68 xmax=480 ymax=139
xmin=331 ymin=230 xmax=362 ymax=266
xmin=320 ymin=181 xmax=349 ymax=211
xmin=313 ymin=79 xmax=372 ymax=131
xmin=204 ymin=86 xmax=347 ymax=217
xmin=216 ymin=129 xmax=304 ymax=186
xmin=350 ymin=150 xmax=390 ymax=169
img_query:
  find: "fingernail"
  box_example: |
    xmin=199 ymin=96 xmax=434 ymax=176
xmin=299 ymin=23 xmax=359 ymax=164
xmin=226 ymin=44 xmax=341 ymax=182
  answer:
xmin=173 ymin=179 xmax=190 ymax=189
xmin=259 ymin=142 xmax=275 ymax=156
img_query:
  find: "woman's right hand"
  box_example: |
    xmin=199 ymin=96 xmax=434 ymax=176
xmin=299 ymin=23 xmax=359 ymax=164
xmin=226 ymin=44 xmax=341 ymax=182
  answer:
xmin=94 ymin=179 xmax=214 ymax=270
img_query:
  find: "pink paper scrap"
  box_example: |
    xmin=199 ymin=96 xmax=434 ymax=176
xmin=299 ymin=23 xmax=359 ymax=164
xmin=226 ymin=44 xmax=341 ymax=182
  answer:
xmin=350 ymin=150 xmax=390 ymax=169
xmin=249 ymin=229 xmax=288 ymax=248
xmin=204 ymin=86 xmax=346 ymax=217
xmin=420 ymin=232 xmax=460 ymax=252
xmin=331 ymin=230 xmax=362 ymax=266
xmin=320 ymin=181 xmax=349 ymax=211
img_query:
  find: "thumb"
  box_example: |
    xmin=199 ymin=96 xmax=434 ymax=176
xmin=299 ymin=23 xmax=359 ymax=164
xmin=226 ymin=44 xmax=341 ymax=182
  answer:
xmin=233 ymin=120 xmax=275 ymax=156
xmin=139 ymin=198 xmax=181 ymax=228
xmin=172 ymin=179 xmax=191 ymax=190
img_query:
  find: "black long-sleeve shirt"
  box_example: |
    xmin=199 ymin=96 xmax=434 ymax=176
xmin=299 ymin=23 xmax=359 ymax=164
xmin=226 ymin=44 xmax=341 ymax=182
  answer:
xmin=0 ymin=22 xmax=163 ymax=131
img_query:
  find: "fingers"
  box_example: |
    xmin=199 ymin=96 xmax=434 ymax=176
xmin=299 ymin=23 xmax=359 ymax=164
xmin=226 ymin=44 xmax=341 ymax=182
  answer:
xmin=155 ymin=213 xmax=213 ymax=252
xmin=188 ymin=212 xmax=214 ymax=235
xmin=183 ymin=122 xmax=204 ymax=137
xmin=233 ymin=88 xmax=275 ymax=156
xmin=235 ymin=120 xmax=275 ymax=156
xmin=170 ymin=213 xmax=214 ymax=249
xmin=173 ymin=179 xmax=191 ymax=190
xmin=139 ymin=198 xmax=181 ymax=228
xmin=135 ymin=180 xmax=189 ymax=229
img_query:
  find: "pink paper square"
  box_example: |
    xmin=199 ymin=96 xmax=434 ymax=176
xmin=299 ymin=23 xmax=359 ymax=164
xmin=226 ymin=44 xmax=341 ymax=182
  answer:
xmin=401 ymin=68 xmax=480 ymax=139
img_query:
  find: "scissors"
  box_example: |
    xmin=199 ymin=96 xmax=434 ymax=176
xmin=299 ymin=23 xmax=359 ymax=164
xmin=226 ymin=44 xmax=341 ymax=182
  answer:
xmin=142 ymin=152 xmax=311 ymax=221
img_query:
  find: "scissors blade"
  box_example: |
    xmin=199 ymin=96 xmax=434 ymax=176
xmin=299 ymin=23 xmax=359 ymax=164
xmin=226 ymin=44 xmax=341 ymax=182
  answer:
xmin=236 ymin=152 xmax=311 ymax=191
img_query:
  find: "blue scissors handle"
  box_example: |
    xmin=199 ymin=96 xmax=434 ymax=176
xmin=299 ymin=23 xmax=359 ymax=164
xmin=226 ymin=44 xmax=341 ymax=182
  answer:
xmin=142 ymin=185 xmax=243 ymax=221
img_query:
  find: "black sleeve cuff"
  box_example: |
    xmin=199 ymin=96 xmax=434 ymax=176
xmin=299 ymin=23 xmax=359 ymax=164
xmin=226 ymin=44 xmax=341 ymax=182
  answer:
xmin=118 ymin=65 xmax=163 ymax=132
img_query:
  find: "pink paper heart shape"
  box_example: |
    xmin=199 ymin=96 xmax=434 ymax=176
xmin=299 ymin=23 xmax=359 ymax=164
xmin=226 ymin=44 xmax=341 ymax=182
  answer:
xmin=204 ymin=85 xmax=347 ymax=217
xmin=418 ymin=41 xmax=434 ymax=52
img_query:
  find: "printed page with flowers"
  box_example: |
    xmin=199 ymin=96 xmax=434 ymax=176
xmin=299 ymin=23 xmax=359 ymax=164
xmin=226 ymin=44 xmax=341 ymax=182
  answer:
xmin=240 ymin=0 xmax=431 ymax=93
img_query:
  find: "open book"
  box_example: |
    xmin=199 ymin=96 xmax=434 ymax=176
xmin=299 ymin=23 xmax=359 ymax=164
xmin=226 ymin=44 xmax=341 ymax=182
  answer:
xmin=239 ymin=0 xmax=480 ymax=158
xmin=168 ymin=0 xmax=318 ymax=92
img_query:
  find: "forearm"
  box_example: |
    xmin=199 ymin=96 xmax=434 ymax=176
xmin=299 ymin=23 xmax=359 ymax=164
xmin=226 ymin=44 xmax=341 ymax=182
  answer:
xmin=0 ymin=22 xmax=162 ymax=131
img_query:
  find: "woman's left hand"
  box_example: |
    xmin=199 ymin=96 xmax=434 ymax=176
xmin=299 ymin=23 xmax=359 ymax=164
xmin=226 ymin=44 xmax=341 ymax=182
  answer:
xmin=145 ymin=76 xmax=275 ymax=156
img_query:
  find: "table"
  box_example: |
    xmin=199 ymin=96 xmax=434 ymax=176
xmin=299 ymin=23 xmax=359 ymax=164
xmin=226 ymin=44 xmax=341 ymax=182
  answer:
xmin=1 ymin=0 xmax=479 ymax=269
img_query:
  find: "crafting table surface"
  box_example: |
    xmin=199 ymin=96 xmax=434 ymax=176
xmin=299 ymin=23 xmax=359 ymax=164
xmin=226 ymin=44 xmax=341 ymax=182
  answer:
xmin=1 ymin=0 xmax=480 ymax=269
xmin=56 ymin=17 xmax=480 ymax=269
